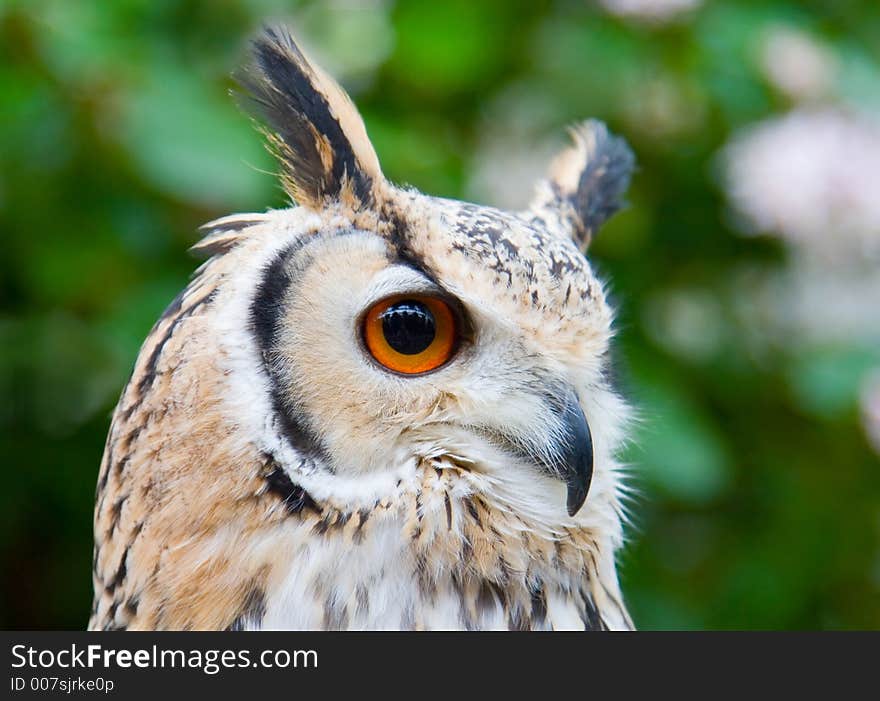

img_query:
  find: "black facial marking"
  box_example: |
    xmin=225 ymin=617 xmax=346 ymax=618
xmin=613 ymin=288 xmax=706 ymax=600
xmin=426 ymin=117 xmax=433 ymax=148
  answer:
xmin=250 ymin=241 xmax=332 ymax=463
xmin=263 ymin=460 xmax=318 ymax=515
xmin=380 ymin=207 xmax=451 ymax=292
xmin=251 ymin=243 xmax=296 ymax=354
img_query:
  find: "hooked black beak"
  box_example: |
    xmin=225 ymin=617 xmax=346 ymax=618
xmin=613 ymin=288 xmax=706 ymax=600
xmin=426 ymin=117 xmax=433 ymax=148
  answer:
xmin=478 ymin=389 xmax=593 ymax=516
xmin=553 ymin=393 xmax=594 ymax=517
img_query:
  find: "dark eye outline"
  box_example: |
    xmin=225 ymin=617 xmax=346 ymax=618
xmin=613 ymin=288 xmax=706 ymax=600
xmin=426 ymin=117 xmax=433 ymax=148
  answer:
xmin=358 ymin=293 xmax=467 ymax=376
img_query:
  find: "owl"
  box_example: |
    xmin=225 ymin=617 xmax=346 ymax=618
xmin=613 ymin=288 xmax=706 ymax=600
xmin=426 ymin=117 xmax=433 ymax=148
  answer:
xmin=90 ymin=27 xmax=635 ymax=631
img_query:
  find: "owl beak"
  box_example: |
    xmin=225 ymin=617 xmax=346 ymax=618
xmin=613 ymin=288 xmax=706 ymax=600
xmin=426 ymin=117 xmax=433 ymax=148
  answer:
xmin=554 ymin=393 xmax=594 ymax=517
xmin=475 ymin=391 xmax=593 ymax=516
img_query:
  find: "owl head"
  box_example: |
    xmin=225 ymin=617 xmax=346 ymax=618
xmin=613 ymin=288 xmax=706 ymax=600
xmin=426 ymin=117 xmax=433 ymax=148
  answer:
xmin=181 ymin=27 xmax=636 ymax=526
xmin=92 ymin=26 xmax=636 ymax=630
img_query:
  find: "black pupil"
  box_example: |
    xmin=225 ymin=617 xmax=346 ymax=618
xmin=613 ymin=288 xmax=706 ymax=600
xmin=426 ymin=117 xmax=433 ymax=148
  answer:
xmin=380 ymin=300 xmax=436 ymax=355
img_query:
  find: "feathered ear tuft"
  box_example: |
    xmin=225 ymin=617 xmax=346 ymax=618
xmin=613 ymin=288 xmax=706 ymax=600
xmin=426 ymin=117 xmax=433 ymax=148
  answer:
xmin=528 ymin=120 xmax=634 ymax=250
xmin=238 ymin=26 xmax=384 ymax=210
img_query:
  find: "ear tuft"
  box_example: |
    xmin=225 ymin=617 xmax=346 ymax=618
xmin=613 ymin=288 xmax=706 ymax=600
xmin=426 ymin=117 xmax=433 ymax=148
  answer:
xmin=238 ymin=26 xmax=384 ymax=210
xmin=529 ymin=120 xmax=635 ymax=250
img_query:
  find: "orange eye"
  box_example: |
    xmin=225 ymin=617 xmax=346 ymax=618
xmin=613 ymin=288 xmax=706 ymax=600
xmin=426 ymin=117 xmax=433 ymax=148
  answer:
xmin=362 ymin=294 xmax=457 ymax=375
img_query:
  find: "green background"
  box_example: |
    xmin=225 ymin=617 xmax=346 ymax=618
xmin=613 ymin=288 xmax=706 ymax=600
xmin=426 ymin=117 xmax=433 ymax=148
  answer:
xmin=2 ymin=0 xmax=879 ymax=629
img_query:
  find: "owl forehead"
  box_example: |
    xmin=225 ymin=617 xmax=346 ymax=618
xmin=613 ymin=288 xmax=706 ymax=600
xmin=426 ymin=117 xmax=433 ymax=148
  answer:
xmin=392 ymin=194 xmax=607 ymax=329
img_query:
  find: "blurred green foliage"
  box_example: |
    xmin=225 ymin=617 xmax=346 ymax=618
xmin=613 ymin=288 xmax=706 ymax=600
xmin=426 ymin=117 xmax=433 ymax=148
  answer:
xmin=2 ymin=0 xmax=879 ymax=629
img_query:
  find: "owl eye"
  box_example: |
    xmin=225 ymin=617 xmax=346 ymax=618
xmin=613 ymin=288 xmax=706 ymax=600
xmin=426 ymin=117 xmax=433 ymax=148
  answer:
xmin=362 ymin=295 xmax=457 ymax=375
